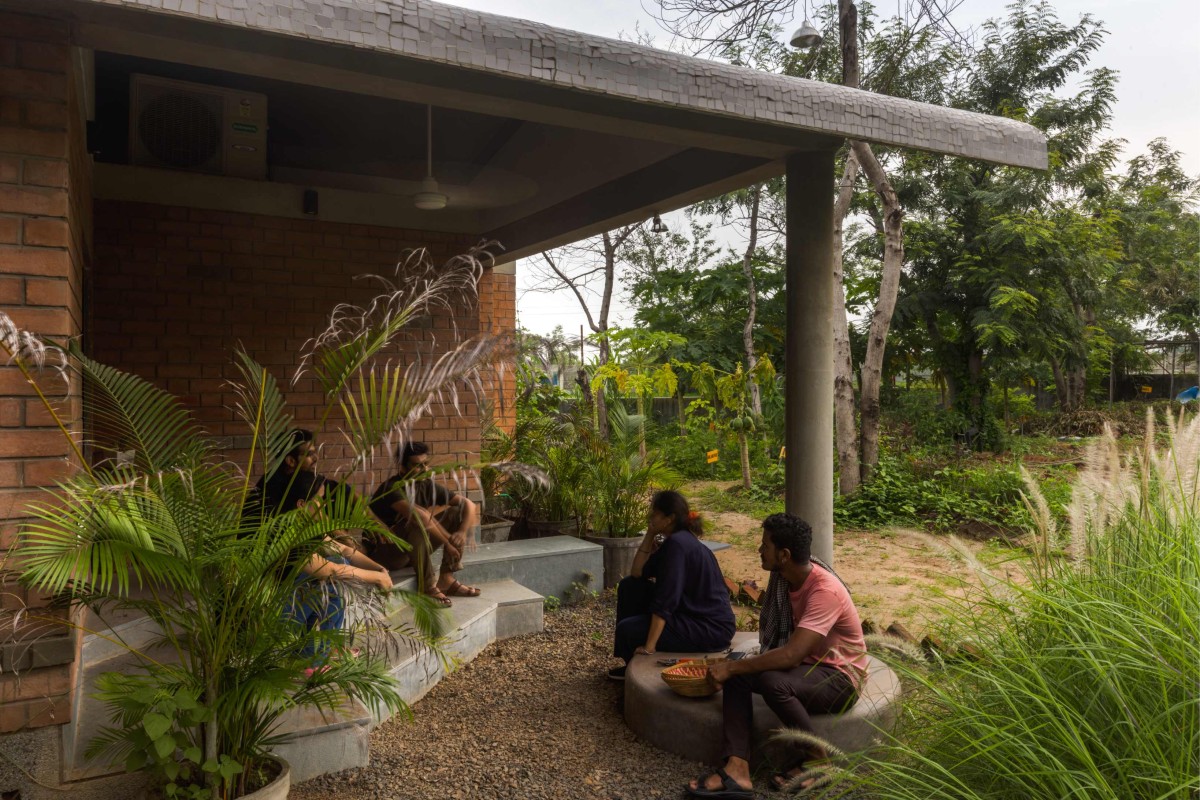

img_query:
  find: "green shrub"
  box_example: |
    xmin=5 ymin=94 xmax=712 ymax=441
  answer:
xmin=883 ymin=389 xmax=970 ymax=451
xmin=833 ymin=452 xmax=1071 ymax=534
xmin=834 ymin=417 xmax=1200 ymax=800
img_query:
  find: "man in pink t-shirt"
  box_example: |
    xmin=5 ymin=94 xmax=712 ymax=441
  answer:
xmin=686 ymin=513 xmax=867 ymax=799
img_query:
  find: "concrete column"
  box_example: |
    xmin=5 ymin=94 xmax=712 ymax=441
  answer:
xmin=785 ymin=151 xmax=836 ymax=565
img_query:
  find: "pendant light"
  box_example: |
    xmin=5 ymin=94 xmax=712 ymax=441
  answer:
xmin=789 ymin=0 xmax=823 ymax=49
xmin=414 ymin=105 xmax=448 ymax=210
xmin=650 ymin=214 xmax=668 ymax=234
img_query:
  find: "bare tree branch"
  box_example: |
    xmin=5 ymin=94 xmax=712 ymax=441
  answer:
xmin=540 ymin=252 xmax=600 ymax=333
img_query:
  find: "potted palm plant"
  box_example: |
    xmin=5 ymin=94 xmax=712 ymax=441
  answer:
xmin=583 ymin=405 xmax=681 ymax=587
xmin=5 ymin=247 xmax=498 ymax=800
xmin=500 ymin=412 xmax=590 ymax=539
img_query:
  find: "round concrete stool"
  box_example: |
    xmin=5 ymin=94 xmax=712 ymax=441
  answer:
xmin=623 ymin=632 xmax=900 ymax=766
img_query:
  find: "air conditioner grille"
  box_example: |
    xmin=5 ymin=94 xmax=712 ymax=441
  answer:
xmin=137 ymin=92 xmax=222 ymax=169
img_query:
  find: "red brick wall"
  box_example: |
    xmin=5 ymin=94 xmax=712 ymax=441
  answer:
xmin=0 ymin=9 xmax=90 ymax=733
xmin=91 ymin=201 xmax=491 ymax=494
xmin=478 ymin=267 xmax=517 ymax=435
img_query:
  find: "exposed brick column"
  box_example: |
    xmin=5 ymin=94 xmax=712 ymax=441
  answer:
xmin=478 ymin=265 xmax=517 ymax=436
xmin=0 ymin=10 xmax=89 ymax=734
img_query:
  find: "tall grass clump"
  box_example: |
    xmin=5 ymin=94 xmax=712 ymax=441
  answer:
xmin=832 ymin=411 xmax=1200 ymax=800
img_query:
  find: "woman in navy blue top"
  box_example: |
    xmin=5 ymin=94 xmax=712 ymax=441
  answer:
xmin=608 ymin=491 xmax=735 ymax=680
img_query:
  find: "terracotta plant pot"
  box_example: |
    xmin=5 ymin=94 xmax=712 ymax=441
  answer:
xmin=583 ymin=533 xmax=642 ymax=588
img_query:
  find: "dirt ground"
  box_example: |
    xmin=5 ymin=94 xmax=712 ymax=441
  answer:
xmin=692 ymin=484 xmax=1028 ymax=637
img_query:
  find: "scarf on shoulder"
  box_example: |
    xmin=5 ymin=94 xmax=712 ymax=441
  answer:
xmin=758 ymin=556 xmax=847 ymax=652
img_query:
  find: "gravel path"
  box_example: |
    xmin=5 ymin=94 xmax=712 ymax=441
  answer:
xmin=292 ymin=596 xmax=711 ymax=800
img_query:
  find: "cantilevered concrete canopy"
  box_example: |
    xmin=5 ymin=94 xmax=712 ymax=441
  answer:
xmin=1 ymin=0 xmax=1047 ymax=563
xmin=10 ymin=0 xmax=1045 ymax=265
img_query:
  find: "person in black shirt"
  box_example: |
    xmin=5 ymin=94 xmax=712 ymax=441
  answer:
xmin=368 ymin=441 xmax=481 ymax=607
xmin=608 ymin=490 xmax=735 ymax=681
xmin=247 ymin=429 xmax=318 ymax=518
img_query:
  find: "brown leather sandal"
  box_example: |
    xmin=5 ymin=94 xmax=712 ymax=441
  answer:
xmin=425 ymin=590 xmax=452 ymax=608
xmin=442 ymin=580 xmax=481 ymax=598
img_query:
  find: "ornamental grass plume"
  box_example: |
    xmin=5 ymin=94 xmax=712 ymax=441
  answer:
xmin=831 ymin=418 xmax=1200 ymax=800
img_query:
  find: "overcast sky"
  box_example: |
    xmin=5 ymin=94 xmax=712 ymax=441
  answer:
xmin=448 ymin=0 xmax=1200 ymax=339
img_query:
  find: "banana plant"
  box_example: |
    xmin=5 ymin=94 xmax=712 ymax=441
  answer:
xmin=589 ymin=328 xmax=685 ymax=457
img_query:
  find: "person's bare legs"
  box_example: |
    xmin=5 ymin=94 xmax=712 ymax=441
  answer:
xmin=436 ymin=501 xmax=482 ymax=597
xmin=404 ymin=520 xmax=451 ymax=605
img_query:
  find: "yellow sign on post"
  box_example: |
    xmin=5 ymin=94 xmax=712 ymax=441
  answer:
xmin=706 ymin=449 xmax=720 ymax=464
xmin=1140 ymin=386 xmax=1153 ymax=394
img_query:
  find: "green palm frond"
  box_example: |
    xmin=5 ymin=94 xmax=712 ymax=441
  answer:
xmin=584 ymin=404 xmax=681 ymax=536
xmin=75 ymin=350 xmax=208 ymax=472
xmin=230 ymin=349 xmax=295 ymax=493
xmin=338 ymin=336 xmax=500 ymax=469
xmin=17 ymin=473 xmax=222 ymax=597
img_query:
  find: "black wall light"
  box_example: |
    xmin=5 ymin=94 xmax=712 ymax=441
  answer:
xmin=302 ymin=189 xmax=319 ymax=216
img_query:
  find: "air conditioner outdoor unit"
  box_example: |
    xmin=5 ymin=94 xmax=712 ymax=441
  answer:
xmin=130 ymin=74 xmax=268 ymax=179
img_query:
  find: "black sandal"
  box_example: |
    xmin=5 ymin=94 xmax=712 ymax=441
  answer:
xmin=686 ymin=767 xmax=753 ymax=799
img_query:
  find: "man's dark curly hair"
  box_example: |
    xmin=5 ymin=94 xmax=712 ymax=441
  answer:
xmin=762 ymin=513 xmax=813 ymax=564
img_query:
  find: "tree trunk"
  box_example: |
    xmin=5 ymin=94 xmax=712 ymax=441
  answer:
xmin=839 ymin=0 xmax=859 ymax=90
xmin=738 ymin=430 xmax=751 ymax=490
xmin=596 ymin=337 xmax=610 ymax=440
xmin=636 ymin=393 xmax=647 ymax=460
xmin=677 ymin=390 xmax=686 ymax=437
xmin=1049 ymin=356 xmax=1070 ymax=412
xmin=204 ymin=683 xmax=219 ymax=800
xmin=833 ymin=151 xmax=861 ymax=495
xmin=1071 ymin=366 xmax=1086 ymax=410
xmin=852 ymin=141 xmax=904 ymax=483
xmin=576 ymin=367 xmax=594 ymax=416
xmin=832 ymin=0 xmax=864 ymax=495
xmin=742 ymin=185 xmax=763 ymax=417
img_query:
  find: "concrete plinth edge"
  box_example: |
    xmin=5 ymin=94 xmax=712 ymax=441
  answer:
xmin=623 ymin=632 xmax=900 ymax=766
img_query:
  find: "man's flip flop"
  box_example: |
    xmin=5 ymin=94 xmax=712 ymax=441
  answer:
xmin=443 ymin=580 xmax=481 ymax=598
xmin=686 ymin=767 xmax=753 ymax=799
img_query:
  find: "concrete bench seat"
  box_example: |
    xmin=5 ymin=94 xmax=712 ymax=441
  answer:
xmin=624 ymin=632 xmax=900 ymax=766
xmin=387 ymin=534 xmax=603 ymax=600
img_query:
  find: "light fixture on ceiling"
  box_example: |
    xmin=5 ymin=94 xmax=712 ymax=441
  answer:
xmin=789 ymin=0 xmax=823 ymax=49
xmin=414 ymin=104 xmax=448 ymax=210
xmin=651 ymin=214 xmax=668 ymax=234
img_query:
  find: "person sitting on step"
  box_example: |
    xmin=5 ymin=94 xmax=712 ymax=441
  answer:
xmin=685 ymin=513 xmax=867 ymax=799
xmin=367 ymin=441 xmax=481 ymax=607
xmin=608 ymin=490 xmax=735 ymax=681
xmin=276 ymin=471 xmax=393 ymax=667
xmin=246 ymin=428 xmax=318 ymax=518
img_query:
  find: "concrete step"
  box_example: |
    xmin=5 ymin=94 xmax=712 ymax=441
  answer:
xmin=275 ymin=579 xmax=542 ymax=780
xmin=386 ymin=535 xmax=603 ymax=601
xmin=63 ymin=636 xmax=181 ymax=782
xmin=380 ymin=579 xmax=543 ymax=713
xmin=65 ymin=579 xmax=545 ymax=786
xmin=270 ymin=698 xmax=374 ymax=784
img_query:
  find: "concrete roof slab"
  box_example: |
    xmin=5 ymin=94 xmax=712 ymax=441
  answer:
xmin=60 ymin=0 xmax=1046 ymax=169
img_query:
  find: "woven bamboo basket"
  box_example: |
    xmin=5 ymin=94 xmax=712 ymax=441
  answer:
xmin=660 ymin=657 xmax=726 ymax=697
